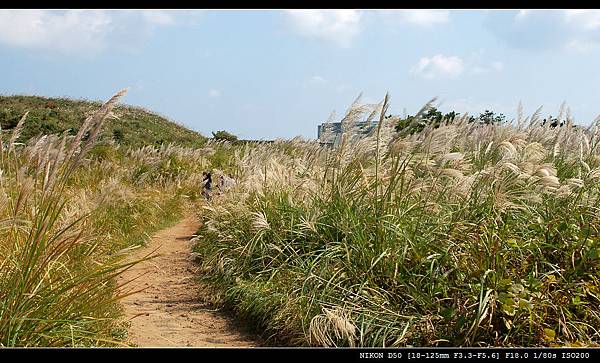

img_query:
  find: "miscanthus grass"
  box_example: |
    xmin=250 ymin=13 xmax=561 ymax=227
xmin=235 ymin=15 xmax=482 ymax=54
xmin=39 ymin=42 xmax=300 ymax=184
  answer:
xmin=194 ymin=94 xmax=600 ymax=347
xmin=0 ymin=90 xmax=211 ymax=346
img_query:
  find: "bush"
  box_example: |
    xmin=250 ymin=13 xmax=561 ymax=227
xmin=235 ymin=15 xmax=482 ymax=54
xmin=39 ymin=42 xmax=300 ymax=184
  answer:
xmin=212 ymin=130 xmax=238 ymax=142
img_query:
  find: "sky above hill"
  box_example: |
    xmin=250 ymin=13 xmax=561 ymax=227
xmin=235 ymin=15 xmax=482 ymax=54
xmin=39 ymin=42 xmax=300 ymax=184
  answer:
xmin=1 ymin=10 xmax=600 ymax=140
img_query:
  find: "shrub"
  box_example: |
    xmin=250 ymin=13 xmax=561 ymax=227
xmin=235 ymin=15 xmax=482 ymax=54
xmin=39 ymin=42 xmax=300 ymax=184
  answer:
xmin=212 ymin=130 xmax=238 ymax=142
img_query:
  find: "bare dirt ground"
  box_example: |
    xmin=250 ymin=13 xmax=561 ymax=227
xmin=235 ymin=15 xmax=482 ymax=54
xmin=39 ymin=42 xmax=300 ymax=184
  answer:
xmin=118 ymin=216 xmax=262 ymax=347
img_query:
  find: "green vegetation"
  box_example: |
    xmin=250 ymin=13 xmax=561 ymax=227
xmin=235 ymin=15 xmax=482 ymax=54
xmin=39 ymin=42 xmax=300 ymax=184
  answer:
xmin=0 ymin=95 xmax=207 ymax=148
xmin=396 ymin=106 xmax=506 ymax=136
xmin=471 ymin=109 xmax=507 ymax=125
xmin=212 ymin=130 xmax=239 ymax=143
xmin=2 ymin=90 xmax=598 ymax=348
xmin=194 ymin=96 xmax=600 ymax=347
xmin=0 ymin=91 xmax=219 ymax=346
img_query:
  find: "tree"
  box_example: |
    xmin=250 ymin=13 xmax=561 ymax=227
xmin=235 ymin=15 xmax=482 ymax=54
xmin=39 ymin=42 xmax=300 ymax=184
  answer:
xmin=541 ymin=116 xmax=564 ymax=128
xmin=212 ymin=130 xmax=238 ymax=142
xmin=395 ymin=107 xmax=458 ymax=135
xmin=395 ymin=108 xmax=508 ymax=136
xmin=469 ymin=110 xmax=506 ymax=125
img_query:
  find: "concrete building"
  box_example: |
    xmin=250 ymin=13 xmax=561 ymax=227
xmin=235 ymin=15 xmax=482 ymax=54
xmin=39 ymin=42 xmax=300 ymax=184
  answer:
xmin=317 ymin=121 xmax=378 ymax=147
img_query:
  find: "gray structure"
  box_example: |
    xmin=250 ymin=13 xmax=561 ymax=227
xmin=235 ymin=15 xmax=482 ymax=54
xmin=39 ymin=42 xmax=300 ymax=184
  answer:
xmin=317 ymin=121 xmax=378 ymax=147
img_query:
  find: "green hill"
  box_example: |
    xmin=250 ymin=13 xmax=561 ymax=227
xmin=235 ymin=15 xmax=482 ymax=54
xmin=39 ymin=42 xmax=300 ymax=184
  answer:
xmin=0 ymin=95 xmax=207 ymax=148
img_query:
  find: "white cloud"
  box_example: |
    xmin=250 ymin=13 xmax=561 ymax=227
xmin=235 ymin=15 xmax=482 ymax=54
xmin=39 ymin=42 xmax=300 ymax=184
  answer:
xmin=0 ymin=10 xmax=112 ymax=54
xmin=460 ymin=48 xmax=504 ymax=76
xmin=411 ymin=53 xmax=502 ymax=80
xmin=411 ymin=54 xmax=464 ymax=79
xmin=515 ymin=10 xmax=532 ymax=21
xmin=208 ymin=89 xmax=221 ymax=98
xmin=0 ymin=10 xmax=180 ymax=55
xmin=487 ymin=10 xmax=600 ymax=52
xmin=564 ymin=10 xmax=600 ymax=30
xmin=283 ymin=10 xmax=363 ymax=47
xmin=382 ymin=10 xmax=450 ymax=27
xmin=283 ymin=10 xmax=451 ymax=46
xmin=141 ymin=10 xmax=176 ymax=26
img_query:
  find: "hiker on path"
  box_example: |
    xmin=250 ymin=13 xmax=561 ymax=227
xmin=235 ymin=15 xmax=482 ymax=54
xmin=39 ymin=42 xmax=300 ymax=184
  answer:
xmin=218 ymin=173 xmax=236 ymax=193
xmin=202 ymin=171 xmax=213 ymax=200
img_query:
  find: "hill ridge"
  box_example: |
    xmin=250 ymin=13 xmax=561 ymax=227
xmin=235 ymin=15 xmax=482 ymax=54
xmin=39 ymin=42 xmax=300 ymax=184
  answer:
xmin=0 ymin=94 xmax=206 ymax=148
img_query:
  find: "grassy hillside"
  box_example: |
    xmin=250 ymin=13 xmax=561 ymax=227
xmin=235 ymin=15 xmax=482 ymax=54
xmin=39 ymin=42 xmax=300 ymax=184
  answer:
xmin=0 ymin=89 xmax=219 ymax=346
xmin=0 ymin=95 xmax=206 ymax=148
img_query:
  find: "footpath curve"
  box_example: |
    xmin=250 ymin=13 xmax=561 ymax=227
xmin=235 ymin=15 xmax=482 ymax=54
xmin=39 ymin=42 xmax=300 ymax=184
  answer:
xmin=118 ymin=216 xmax=261 ymax=347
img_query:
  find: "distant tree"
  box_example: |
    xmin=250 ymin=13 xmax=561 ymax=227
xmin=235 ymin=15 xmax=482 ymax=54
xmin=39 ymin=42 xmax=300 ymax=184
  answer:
xmin=395 ymin=107 xmax=512 ymax=136
xmin=469 ymin=110 xmax=506 ymax=125
xmin=444 ymin=111 xmax=459 ymax=122
xmin=395 ymin=107 xmax=459 ymax=135
xmin=212 ymin=130 xmax=238 ymax=142
xmin=542 ymin=116 xmax=564 ymax=128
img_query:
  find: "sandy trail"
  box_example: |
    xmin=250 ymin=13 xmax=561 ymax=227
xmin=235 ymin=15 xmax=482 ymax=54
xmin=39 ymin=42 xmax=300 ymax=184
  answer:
xmin=118 ymin=216 xmax=261 ymax=347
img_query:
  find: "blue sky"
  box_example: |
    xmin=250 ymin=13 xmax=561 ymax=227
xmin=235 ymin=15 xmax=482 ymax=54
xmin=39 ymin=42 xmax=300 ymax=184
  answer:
xmin=1 ymin=10 xmax=600 ymax=140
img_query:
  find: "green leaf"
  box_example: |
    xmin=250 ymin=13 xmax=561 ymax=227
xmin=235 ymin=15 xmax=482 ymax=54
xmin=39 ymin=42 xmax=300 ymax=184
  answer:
xmin=506 ymin=238 xmax=518 ymax=248
xmin=543 ymin=328 xmax=556 ymax=342
xmin=503 ymin=303 xmax=516 ymax=317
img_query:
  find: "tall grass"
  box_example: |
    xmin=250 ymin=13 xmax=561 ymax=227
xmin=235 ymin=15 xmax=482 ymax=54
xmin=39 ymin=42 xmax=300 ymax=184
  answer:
xmin=194 ymin=95 xmax=600 ymax=347
xmin=0 ymin=90 xmax=211 ymax=346
xmin=0 ymin=89 xmax=136 ymax=346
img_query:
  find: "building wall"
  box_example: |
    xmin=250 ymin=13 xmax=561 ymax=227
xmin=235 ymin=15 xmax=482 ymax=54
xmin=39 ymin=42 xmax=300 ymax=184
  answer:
xmin=317 ymin=121 xmax=377 ymax=146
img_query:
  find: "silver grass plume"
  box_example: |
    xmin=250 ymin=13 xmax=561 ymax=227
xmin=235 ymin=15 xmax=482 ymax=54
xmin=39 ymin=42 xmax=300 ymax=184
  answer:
xmin=68 ymin=88 xmax=129 ymax=171
xmin=8 ymin=111 xmax=29 ymax=155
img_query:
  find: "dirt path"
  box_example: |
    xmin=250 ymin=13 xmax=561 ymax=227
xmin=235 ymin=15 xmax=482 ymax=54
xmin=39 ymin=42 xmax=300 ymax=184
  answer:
xmin=118 ymin=216 xmax=261 ymax=347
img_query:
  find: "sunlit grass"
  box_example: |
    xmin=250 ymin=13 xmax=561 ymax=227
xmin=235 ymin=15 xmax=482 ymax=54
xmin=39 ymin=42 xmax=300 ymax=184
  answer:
xmin=194 ymin=95 xmax=600 ymax=347
xmin=0 ymin=90 xmax=212 ymax=346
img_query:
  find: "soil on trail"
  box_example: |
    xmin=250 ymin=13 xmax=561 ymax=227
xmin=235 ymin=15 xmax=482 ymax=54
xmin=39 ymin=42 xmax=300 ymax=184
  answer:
xmin=118 ymin=216 xmax=262 ymax=347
